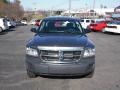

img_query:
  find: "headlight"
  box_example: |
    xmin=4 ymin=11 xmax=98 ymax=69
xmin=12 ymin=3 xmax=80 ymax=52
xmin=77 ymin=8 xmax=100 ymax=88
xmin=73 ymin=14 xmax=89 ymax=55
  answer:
xmin=83 ymin=48 xmax=95 ymax=58
xmin=26 ymin=47 xmax=38 ymax=57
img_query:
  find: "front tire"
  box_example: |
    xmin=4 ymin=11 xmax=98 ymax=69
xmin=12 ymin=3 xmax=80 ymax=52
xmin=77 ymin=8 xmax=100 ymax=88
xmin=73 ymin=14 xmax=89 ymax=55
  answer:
xmin=27 ymin=70 xmax=37 ymax=78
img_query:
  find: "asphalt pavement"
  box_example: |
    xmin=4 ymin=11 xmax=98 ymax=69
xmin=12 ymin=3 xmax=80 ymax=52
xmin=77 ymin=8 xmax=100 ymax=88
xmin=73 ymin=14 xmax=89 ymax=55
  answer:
xmin=0 ymin=26 xmax=120 ymax=90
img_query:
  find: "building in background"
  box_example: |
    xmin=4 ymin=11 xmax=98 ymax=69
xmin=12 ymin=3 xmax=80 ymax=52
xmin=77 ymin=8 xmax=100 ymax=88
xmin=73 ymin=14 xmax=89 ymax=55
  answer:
xmin=61 ymin=8 xmax=114 ymax=18
xmin=23 ymin=5 xmax=120 ymax=20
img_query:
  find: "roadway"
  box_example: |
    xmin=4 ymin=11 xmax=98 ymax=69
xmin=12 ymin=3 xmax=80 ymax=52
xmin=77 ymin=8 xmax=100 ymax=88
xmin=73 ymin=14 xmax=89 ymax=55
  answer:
xmin=0 ymin=25 xmax=120 ymax=90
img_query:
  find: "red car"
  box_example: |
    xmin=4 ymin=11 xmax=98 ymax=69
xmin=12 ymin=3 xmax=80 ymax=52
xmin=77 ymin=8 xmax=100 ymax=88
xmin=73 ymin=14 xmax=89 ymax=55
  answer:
xmin=88 ymin=21 xmax=107 ymax=31
xmin=35 ymin=19 xmax=41 ymax=26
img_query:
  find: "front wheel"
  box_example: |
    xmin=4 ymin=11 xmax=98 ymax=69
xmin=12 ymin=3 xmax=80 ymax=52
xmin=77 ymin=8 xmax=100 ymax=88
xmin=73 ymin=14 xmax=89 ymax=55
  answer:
xmin=27 ymin=70 xmax=37 ymax=78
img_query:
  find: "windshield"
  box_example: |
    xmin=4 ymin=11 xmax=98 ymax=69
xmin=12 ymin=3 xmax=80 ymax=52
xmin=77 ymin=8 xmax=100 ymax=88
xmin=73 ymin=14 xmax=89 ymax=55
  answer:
xmin=38 ymin=20 xmax=83 ymax=34
xmin=95 ymin=21 xmax=105 ymax=23
xmin=108 ymin=21 xmax=120 ymax=25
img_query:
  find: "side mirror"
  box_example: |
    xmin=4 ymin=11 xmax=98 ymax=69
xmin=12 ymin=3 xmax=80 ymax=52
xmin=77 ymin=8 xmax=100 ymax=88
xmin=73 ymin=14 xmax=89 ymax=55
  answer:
xmin=84 ymin=29 xmax=91 ymax=34
xmin=30 ymin=28 xmax=37 ymax=33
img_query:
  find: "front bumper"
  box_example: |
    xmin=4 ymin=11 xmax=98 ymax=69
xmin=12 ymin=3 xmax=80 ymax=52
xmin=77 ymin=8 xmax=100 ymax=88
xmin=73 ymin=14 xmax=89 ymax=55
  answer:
xmin=103 ymin=28 xmax=120 ymax=33
xmin=26 ymin=56 xmax=95 ymax=76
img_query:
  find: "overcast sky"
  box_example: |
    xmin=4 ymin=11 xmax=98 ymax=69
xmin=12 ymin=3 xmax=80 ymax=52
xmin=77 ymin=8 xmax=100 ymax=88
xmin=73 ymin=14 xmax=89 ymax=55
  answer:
xmin=12 ymin=0 xmax=120 ymax=10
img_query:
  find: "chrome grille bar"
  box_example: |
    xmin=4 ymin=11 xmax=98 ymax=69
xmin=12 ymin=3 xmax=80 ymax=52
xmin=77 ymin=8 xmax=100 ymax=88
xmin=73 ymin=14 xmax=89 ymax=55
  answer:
xmin=38 ymin=46 xmax=83 ymax=62
xmin=38 ymin=46 xmax=83 ymax=51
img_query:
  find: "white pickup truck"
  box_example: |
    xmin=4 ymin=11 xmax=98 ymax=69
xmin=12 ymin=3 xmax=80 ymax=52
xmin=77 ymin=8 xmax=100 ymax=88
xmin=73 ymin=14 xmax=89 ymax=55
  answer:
xmin=80 ymin=19 xmax=93 ymax=29
xmin=0 ymin=18 xmax=9 ymax=32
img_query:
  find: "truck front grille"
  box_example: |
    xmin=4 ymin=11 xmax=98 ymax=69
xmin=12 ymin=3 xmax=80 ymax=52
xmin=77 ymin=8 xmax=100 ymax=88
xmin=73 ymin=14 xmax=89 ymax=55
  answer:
xmin=39 ymin=50 xmax=82 ymax=62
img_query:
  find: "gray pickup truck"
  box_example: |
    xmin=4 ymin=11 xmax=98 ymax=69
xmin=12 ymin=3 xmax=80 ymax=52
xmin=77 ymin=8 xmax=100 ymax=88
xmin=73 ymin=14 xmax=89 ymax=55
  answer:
xmin=26 ymin=16 xmax=95 ymax=78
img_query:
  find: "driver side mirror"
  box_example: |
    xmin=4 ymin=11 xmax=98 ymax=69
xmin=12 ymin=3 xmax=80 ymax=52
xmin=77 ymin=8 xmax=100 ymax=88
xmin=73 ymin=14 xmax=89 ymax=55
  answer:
xmin=30 ymin=28 xmax=37 ymax=33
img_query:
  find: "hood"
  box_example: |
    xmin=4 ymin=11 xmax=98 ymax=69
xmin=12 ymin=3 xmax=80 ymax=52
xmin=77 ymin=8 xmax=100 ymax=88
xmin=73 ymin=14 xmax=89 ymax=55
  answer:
xmin=27 ymin=34 xmax=88 ymax=47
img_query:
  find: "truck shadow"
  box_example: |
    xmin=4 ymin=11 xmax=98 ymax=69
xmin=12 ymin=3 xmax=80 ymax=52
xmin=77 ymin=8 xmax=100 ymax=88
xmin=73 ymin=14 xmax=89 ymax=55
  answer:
xmin=39 ymin=74 xmax=92 ymax=79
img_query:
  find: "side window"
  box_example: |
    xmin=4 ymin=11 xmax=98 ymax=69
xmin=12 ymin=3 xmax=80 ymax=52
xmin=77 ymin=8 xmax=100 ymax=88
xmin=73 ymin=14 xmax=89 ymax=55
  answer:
xmin=86 ymin=20 xmax=90 ymax=23
xmin=38 ymin=21 xmax=45 ymax=32
xmin=81 ymin=20 xmax=84 ymax=22
xmin=91 ymin=20 xmax=95 ymax=23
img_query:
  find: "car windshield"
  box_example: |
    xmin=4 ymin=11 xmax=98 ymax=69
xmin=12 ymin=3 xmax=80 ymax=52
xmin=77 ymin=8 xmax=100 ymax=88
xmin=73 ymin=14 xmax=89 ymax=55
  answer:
xmin=38 ymin=20 xmax=83 ymax=34
xmin=95 ymin=21 xmax=103 ymax=23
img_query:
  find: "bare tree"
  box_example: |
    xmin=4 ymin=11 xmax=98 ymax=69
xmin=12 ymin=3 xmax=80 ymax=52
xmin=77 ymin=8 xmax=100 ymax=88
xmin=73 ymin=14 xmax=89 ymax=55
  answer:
xmin=0 ymin=0 xmax=24 ymax=20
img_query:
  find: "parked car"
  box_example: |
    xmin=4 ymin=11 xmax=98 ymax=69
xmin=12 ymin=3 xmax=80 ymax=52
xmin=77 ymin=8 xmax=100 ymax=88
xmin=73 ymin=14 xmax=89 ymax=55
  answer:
xmin=0 ymin=18 xmax=9 ymax=32
xmin=16 ymin=21 xmax=24 ymax=26
xmin=6 ymin=19 xmax=16 ymax=28
xmin=10 ymin=19 xmax=16 ymax=28
xmin=6 ymin=19 xmax=12 ymax=28
xmin=7 ymin=19 xmax=16 ymax=28
xmin=21 ymin=20 xmax=27 ymax=25
xmin=26 ymin=16 xmax=95 ymax=78
xmin=80 ymin=19 xmax=93 ymax=29
xmin=88 ymin=21 xmax=107 ymax=31
xmin=28 ymin=19 xmax=36 ymax=25
xmin=102 ymin=21 xmax=120 ymax=34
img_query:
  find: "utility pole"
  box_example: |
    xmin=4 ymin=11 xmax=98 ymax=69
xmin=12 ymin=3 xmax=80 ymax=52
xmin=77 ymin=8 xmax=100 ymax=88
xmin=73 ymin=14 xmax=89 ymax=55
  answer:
xmin=93 ymin=0 xmax=96 ymax=18
xmin=50 ymin=6 xmax=54 ymax=16
xmin=69 ymin=0 xmax=71 ymax=16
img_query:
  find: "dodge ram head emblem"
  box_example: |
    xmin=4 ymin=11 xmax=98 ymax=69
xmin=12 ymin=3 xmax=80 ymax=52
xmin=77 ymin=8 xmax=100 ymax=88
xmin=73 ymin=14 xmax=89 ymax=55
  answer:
xmin=59 ymin=50 xmax=63 ymax=60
